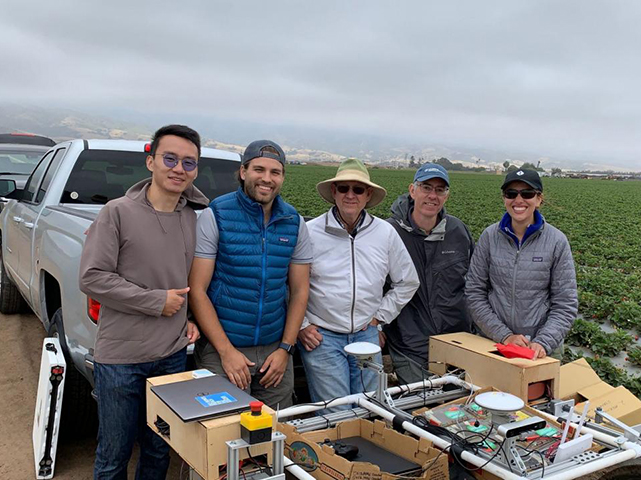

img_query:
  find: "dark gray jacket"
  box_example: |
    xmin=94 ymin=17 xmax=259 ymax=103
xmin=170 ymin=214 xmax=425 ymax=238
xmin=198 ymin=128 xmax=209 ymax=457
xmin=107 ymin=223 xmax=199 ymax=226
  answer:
xmin=465 ymin=219 xmax=578 ymax=354
xmin=384 ymin=194 xmax=475 ymax=364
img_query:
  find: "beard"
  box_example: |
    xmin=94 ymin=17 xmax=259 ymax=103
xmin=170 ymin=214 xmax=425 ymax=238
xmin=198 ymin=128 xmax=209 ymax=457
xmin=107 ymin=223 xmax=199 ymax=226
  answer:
xmin=244 ymin=180 xmax=280 ymax=205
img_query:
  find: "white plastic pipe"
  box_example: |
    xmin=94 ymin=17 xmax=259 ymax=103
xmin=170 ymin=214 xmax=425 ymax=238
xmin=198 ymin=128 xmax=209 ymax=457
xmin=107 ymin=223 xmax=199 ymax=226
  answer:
xmin=539 ymin=448 xmax=636 ymax=480
xmin=283 ymin=456 xmax=316 ymax=480
xmin=277 ymin=375 xmax=472 ymax=420
xmin=277 ymin=393 xmax=366 ymax=419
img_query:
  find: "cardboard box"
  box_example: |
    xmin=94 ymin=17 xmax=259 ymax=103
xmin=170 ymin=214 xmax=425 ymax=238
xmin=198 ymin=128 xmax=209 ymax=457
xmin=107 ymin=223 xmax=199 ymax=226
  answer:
xmin=278 ymin=419 xmax=448 ymax=480
xmin=429 ymin=333 xmax=560 ymax=402
xmin=146 ymin=371 xmax=274 ymax=480
xmin=560 ymin=358 xmax=641 ymax=427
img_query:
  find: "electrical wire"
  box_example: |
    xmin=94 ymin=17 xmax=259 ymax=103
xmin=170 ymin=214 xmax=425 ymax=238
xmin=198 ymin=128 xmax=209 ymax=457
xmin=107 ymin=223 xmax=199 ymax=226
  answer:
xmin=516 ymin=444 xmax=546 ymax=478
xmin=245 ymin=448 xmax=273 ymax=477
xmin=357 ymin=365 xmax=513 ymax=475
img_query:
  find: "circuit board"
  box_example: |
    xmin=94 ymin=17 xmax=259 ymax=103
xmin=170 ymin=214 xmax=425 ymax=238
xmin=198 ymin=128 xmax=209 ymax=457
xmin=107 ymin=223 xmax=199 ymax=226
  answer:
xmin=422 ymin=401 xmax=561 ymax=473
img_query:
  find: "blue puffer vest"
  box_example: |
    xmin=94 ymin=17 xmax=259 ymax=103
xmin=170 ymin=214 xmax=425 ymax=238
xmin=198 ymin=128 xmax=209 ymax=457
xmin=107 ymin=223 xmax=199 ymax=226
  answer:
xmin=207 ymin=188 xmax=300 ymax=347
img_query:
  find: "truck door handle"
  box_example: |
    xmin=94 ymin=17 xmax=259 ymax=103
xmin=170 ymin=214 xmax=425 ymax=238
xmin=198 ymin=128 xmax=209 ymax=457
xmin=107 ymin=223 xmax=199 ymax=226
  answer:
xmin=23 ymin=222 xmax=34 ymax=229
xmin=12 ymin=216 xmax=23 ymax=223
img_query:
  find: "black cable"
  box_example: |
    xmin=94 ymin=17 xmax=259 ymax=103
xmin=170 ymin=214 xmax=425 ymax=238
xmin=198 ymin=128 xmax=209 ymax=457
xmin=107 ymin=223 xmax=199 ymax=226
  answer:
xmin=293 ymin=395 xmax=344 ymax=409
xmin=245 ymin=448 xmax=272 ymax=476
xmin=358 ymin=369 xmax=511 ymax=475
xmin=412 ymin=415 xmax=510 ymax=473
xmin=516 ymin=444 xmax=546 ymax=478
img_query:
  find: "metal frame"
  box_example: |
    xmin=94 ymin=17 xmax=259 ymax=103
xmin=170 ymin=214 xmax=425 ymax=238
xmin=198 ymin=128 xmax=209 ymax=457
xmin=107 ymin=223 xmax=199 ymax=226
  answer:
xmin=226 ymin=432 xmax=286 ymax=480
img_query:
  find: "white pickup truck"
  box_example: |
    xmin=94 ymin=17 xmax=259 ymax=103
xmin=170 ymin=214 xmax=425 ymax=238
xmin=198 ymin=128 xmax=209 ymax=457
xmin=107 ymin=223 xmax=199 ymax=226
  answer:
xmin=0 ymin=139 xmax=240 ymax=432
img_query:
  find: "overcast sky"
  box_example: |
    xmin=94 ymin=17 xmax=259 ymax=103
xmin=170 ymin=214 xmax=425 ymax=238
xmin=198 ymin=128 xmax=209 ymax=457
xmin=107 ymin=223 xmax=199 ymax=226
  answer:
xmin=1 ymin=1 xmax=640 ymax=167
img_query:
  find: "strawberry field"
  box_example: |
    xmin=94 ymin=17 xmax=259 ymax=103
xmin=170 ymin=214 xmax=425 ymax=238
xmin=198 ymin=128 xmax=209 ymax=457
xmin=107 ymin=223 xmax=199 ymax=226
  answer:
xmin=281 ymin=165 xmax=641 ymax=395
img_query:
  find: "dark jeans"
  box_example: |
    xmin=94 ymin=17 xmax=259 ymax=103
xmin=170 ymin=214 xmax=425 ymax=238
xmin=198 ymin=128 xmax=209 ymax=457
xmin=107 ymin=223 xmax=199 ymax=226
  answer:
xmin=94 ymin=348 xmax=187 ymax=480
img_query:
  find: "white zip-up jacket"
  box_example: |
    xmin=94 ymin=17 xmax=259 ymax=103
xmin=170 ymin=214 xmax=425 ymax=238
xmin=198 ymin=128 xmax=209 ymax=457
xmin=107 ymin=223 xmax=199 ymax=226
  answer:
xmin=303 ymin=209 xmax=420 ymax=333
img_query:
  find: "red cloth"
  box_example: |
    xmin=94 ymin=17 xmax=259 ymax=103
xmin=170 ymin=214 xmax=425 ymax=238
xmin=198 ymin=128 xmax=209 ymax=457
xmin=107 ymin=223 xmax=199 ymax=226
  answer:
xmin=495 ymin=343 xmax=537 ymax=360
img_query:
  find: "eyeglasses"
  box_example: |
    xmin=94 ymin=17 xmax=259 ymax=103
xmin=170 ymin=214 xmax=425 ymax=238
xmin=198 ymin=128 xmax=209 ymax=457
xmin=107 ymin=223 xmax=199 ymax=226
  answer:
xmin=415 ymin=183 xmax=449 ymax=197
xmin=503 ymin=188 xmax=539 ymax=200
xmin=335 ymin=184 xmax=368 ymax=195
xmin=156 ymin=153 xmax=198 ymax=172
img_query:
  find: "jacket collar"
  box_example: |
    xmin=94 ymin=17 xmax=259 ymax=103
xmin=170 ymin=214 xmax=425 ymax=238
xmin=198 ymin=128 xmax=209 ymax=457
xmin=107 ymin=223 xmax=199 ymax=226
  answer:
xmin=324 ymin=207 xmax=374 ymax=237
xmin=499 ymin=210 xmax=545 ymax=247
xmin=391 ymin=193 xmax=447 ymax=239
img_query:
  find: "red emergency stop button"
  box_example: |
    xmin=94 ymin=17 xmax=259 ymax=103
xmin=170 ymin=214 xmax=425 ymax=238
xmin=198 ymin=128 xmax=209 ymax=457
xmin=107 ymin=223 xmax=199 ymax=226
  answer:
xmin=250 ymin=401 xmax=263 ymax=416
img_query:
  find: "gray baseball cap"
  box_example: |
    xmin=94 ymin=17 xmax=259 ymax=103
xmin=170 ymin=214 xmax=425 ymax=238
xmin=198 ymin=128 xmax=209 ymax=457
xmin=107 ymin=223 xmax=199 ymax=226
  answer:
xmin=242 ymin=140 xmax=286 ymax=165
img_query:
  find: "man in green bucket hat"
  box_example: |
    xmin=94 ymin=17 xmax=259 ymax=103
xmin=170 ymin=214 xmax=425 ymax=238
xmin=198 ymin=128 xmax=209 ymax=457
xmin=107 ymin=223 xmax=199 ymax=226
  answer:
xmin=298 ymin=158 xmax=419 ymax=413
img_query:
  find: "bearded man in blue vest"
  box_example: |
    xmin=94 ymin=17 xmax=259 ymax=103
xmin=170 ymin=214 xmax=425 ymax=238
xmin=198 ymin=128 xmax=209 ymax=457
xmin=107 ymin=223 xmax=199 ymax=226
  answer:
xmin=189 ymin=140 xmax=312 ymax=408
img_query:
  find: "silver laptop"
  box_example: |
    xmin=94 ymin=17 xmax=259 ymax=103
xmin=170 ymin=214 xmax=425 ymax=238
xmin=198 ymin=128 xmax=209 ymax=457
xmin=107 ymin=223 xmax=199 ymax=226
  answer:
xmin=151 ymin=374 xmax=257 ymax=422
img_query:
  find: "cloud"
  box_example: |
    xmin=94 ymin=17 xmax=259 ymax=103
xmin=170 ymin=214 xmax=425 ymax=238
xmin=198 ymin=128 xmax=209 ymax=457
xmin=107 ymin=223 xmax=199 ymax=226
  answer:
xmin=1 ymin=0 xmax=640 ymax=165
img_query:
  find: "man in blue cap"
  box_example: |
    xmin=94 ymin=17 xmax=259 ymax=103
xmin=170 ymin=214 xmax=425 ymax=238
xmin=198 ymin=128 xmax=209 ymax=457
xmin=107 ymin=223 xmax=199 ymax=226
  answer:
xmin=383 ymin=163 xmax=475 ymax=383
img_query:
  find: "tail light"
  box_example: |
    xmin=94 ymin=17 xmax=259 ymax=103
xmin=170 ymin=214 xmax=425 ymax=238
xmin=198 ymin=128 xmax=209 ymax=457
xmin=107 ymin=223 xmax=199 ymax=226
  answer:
xmin=87 ymin=298 xmax=101 ymax=324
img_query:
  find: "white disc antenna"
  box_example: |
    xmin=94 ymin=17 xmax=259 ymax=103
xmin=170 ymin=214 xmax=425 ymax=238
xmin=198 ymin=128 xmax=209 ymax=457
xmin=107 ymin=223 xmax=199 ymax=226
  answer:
xmin=475 ymin=392 xmax=525 ymax=412
xmin=344 ymin=342 xmax=381 ymax=360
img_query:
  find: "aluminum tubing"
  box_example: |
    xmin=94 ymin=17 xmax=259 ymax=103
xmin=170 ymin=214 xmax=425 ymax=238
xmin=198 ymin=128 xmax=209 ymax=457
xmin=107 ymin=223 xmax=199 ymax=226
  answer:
xmin=356 ymin=398 xmax=527 ymax=480
xmin=536 ymin=449 xmax=636 ymax=480
xmin=283 ymin=456 xmax=316 ymax=480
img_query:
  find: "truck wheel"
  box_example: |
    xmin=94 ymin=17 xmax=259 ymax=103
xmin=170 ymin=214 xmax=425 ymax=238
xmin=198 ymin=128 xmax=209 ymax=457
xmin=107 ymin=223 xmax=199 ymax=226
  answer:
xmin=0 ymin=249 xmax=28 ymax=314
xmin=49 ymin=308 xmax=98 ymax=440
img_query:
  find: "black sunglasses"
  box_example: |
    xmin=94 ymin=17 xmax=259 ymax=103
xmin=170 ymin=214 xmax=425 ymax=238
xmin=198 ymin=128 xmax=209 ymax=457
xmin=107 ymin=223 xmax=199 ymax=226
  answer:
xmin=503 ymin=188 xmax=539 ymax=200
xmin=336 ymin=184 xmax=367 ymax=195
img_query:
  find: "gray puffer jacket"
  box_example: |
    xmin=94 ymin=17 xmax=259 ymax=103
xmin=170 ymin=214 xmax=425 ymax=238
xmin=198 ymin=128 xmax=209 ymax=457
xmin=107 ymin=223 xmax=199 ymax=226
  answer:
xmin=465 ymin=218 xmax=578 ymax=354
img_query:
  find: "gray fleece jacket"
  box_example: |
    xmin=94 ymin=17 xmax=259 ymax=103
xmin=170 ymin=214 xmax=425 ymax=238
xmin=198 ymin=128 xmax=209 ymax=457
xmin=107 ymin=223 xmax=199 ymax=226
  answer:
xmin=79 ymin=178 xmax=209 ymax=364
xmin=465 ymin=218 xmax=578 ymax=354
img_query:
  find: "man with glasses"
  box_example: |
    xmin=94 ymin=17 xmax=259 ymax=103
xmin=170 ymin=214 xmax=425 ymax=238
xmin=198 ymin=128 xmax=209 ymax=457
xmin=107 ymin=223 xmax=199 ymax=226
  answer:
xmin=384 ymin=163 xmax=475 ymax=384
xmin=298 ymin=158 xmax=419 ymax=411
xmin=80 ymin=125 xmax=206 ymax=479
xmin=189 ymin=140 xmax=312 ymax=409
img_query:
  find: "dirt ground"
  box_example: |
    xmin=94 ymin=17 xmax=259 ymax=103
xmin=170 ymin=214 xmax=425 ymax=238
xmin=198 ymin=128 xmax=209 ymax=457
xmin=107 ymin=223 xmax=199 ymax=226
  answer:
xmin=0 ymin=311 xmax=186 ymax=480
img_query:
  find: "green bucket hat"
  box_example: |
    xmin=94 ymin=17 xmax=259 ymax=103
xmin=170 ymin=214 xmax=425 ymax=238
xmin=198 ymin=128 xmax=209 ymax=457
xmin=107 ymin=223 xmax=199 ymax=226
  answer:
xmin=316 ymin=158 xmax=387 ymax=208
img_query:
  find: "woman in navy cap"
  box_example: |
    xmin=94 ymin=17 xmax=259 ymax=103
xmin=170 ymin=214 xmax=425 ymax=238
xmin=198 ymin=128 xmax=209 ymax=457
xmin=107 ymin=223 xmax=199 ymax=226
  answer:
xmin=465 ymin=169 xmax=578 ymax=359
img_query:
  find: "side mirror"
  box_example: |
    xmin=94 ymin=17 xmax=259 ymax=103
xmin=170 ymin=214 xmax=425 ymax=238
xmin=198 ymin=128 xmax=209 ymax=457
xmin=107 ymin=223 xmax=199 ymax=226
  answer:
xmin=0 ymin=179 xmax=17 ymax=197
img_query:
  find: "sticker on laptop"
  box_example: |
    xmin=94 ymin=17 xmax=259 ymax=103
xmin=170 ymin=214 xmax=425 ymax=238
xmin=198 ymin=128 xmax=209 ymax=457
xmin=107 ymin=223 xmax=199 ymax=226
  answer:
xmin=195 ymin=392 xmax=237 ymax=408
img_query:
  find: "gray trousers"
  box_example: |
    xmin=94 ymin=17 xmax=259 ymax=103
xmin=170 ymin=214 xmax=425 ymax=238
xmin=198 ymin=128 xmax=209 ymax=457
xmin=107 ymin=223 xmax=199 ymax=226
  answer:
xmin=194 ymin=339 xmax=294 ymax=409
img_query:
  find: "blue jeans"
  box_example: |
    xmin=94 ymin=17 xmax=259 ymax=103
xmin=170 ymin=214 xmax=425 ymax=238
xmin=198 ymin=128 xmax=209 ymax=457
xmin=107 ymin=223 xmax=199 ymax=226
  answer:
xmin=94 ymin=348 xmax=187 ymax=480
xmin=298 ymin=325 xmax=381 ymax=414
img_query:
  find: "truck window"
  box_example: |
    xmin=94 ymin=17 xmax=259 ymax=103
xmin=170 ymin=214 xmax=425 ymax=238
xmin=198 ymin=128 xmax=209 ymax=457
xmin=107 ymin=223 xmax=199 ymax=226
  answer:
xmin=22 ymin=150 xmax=54 ymax=203
xmin=61 ymin=150 xmax=239 ymax=204
xmin=35 ymin=148 xmax=67 ymax=204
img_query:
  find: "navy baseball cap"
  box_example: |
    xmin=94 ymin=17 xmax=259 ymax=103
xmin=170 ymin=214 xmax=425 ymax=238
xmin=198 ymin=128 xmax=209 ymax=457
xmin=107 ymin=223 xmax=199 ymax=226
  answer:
xmin=242 ymin=140 xmax=286 ymax=165
xmin=413 ymin=163 xmax=450 ymax=186
xmin=501 ymin=169 xmax=543 ymax=192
